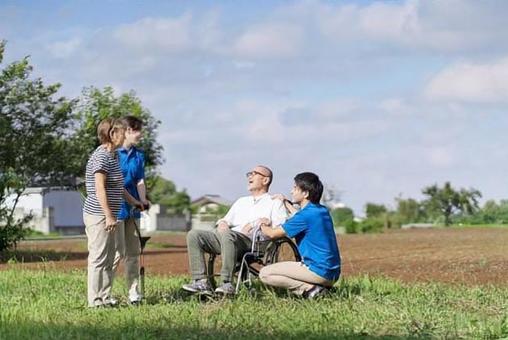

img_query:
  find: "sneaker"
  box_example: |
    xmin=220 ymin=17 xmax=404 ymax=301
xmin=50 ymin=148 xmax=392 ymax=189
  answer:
xmin=214 ymin=282 xmax=235 ymax=295
xmin=103 ymin=297 xmax=119 ymax=307
xmin=128 ymin=299 xmax=142 ymax=306
xmin=303 ymin=285 xmax=329 ymax=299
xmin=90 ymin=298 xmax=104 ymax=308
xmin=182 ymin=279 xmax=213 ymax=295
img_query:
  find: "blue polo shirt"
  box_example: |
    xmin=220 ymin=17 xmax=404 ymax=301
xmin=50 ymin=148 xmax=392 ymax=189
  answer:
xmin=117 ymin=146 xmax=145 ymax=220
xmin=282 ymin=203 xmax=341 ymax=281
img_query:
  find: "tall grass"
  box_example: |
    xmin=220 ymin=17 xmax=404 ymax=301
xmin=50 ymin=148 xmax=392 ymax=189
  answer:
xmin=0 ymin=269 xmax=507 ymax=339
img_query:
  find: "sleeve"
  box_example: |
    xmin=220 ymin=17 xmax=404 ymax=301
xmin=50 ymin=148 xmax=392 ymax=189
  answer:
xmin=282 ymin=211 xmax=308 ymax=238
xmin=271 ymin=199 xmax=288 ymax=227
xmin=217 ymin=200 xmax=238 ymax=226
xmin=138 ymin=151 xmax=145 ymax=180
xmin=91 ymin=152 xmax=110 ymax=174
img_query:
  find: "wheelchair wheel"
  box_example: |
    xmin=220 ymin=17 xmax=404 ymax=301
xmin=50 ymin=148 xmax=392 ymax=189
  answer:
xmin=264 ymin=237 xmax=301 ymax=265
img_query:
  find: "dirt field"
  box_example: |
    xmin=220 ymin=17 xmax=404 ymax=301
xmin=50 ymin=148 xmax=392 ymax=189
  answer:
xmin=1 ymin=227 xmax=507 ymax=286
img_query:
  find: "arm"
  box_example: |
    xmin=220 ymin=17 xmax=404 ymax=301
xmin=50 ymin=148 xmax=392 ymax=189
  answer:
xmin=217 ymin=201 xmax=237 ymax=232
xmin=272 ymin=194 xmax=298 ymax=215
xmin=124 ymin=189 xmax=142 ymax=209
xmin=136 ymin=153 xmax=149 ymax=207
xmin=260 ymin=221 xmax=287 ymax=240
xmin=137 ymin=179 xmax=148 ymax=204
xmin=95 ymin=172 xmax=117 ymax=231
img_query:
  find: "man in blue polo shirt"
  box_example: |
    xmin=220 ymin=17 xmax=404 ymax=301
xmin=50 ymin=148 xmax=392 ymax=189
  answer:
xmin=111 ymin=115 xmax=149 ymax=305
xmin=259 ymin=172 xmax=341 ymax=298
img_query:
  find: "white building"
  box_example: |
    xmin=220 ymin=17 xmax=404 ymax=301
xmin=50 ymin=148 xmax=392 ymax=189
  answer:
xmin=6 ymin=187 xmax=85 ymax=235
xmin=191 ymin=194 xmax=232 ymax=230
xmin=6 ymin=187 xmax=193 ymax=235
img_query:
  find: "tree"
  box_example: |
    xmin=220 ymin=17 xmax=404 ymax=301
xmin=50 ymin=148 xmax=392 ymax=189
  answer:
xmin=70 ymin=86 xmax=163 ymax=189
xmin=365 ymin=203 xmax=387 ymax=218
xmin=331 ymin=207 xmax=354 ymax=225
xmin=422 ymin=182 xmax=482 ymax=226
xmin=149 ymin=176 xmax=191 ymax=214
xmin=395 ymin=197 xmax=425 ymax=224
xmin=0 ymin=41 xmax=77 ymax=250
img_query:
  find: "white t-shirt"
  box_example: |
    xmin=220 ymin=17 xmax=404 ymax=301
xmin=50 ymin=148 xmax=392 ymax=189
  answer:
xmin=218 ymin=193 xmax=287 ymax=239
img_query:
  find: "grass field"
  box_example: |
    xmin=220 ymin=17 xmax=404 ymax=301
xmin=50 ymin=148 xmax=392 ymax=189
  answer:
xmin=0 ymin=269 xmax=507 ymax=339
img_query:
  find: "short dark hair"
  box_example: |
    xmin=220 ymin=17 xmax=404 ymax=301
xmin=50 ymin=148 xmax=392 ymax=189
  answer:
xmin=294 ymin=172 xmax=323 ymax=204
xmin=121 ymin=115 xmax=143 ymax=131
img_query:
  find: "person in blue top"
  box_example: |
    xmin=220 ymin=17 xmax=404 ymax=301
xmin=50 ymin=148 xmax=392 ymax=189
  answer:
xmin=110 ymin=115 xmax=150 ymax=305
xmin=259 ymin=172 xmax=341 ymax=299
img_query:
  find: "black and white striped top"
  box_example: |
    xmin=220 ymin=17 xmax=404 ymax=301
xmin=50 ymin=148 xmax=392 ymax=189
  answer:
xmin=83 ymin=145 xmax=124 ymax=216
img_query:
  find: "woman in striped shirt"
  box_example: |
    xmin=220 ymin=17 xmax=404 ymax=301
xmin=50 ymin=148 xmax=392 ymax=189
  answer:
xmin=83 ymin=117 xmax=142 ymax=308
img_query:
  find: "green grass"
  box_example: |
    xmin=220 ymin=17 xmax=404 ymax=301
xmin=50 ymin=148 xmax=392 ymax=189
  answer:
xmin=0 ymin=269 xmax=507 ymax=339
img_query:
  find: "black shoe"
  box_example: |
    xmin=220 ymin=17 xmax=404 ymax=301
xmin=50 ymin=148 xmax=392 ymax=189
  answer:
xmin=303 ymin=285 xmax=328 ymax=299
xmin=128 ymin=299 xmax=142 ymax=306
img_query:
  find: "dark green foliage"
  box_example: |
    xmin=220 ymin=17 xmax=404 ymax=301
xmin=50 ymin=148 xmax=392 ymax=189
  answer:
xmin=149 ymin=176 xmax=191 ymax=214
xmin=70 ymin=86 xmax=163 ymax=189
xmin=0 ymin=41 xmax=76 ymax=250
xmin=365 ymin=202 xmax=387 ymax=218
xmin=331 ymin=207 xmax=354 ymax=225
xmin=393 ymin=197 xmax=427 ymax=225
xmin=422 ymin=182 xmax=482 ymax=226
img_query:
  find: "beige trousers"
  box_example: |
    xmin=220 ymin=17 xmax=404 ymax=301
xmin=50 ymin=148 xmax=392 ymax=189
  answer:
xmin=84 ymin=213 xmax=117 ymax=307
xmin=111 ymin=218 xmax=141 ymax=301
xmin=259 ymin=261 xmax=335 ymax=296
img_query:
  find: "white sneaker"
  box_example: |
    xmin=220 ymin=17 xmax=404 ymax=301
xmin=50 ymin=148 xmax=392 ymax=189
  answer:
xmin=103 ymin=296 xmax=119 ymax=307
xmin=214 ymin=282 xmax=235 ymax=295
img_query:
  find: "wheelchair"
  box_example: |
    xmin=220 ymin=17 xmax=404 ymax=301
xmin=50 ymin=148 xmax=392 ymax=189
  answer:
xmin=206 ymin=226 xmax=301 ymax=293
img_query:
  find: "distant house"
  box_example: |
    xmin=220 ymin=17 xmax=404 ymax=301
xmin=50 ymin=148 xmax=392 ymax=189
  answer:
xmin=191 ymin=194 xmax=231 ymax=230
xmin=6 ymin=187 xmax=85 ymax=235
xmin=139 ymin=204 xmax=191 ymax=233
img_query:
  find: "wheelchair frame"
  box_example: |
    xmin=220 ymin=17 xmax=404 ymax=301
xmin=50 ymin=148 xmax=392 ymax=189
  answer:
xmin=206 ymin=227 xmax=301 ymax=293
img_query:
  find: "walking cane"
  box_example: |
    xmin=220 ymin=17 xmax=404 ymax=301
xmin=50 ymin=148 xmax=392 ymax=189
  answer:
xmin=132 ymin=204 xmax=151 ymax=302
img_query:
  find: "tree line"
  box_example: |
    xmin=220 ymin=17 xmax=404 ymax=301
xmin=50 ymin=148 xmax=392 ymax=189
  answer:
xmin=0 ymin=41 xmax=189 ymax=250
xmin=331 ymin=181 xmax=491 ymax=233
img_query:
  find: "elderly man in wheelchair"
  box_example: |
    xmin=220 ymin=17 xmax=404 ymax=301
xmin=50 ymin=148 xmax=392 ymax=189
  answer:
xmin=182 ymin=165 xmax=298 ymax=296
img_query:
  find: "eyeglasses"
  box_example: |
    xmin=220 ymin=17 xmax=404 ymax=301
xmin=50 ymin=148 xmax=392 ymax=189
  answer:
xmin=246 ymin=171 xmax=269 ymax=178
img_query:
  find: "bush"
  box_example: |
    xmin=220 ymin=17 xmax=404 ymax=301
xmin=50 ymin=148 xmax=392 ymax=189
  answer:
xmin=357 ymin=217 xmax=385 ymax=233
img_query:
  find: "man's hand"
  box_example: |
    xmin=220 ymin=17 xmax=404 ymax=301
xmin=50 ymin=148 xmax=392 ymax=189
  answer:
xmin=140 ymin=200 xmax=151 ymax=211
xmin=271 ymin=194 xmax=287 ymax=202
xmin=258 ymin=217 xmax=271 ymax=227
xmin=217 ymin=220 xmax=229 ymax=233
xmin=241 ymin=222 xmax=254 ymax=235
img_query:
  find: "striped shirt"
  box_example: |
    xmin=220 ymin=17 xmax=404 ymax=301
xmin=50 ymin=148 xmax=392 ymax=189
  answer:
xmin=83 ymin=145 xmax=124 ymax=216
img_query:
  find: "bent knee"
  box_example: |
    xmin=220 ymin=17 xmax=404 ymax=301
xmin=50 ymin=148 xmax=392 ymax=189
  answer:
xmin=186 ymin=229 xmax=200 ymax=242
xmin=259 ymin=266 xmax=271 ymax=283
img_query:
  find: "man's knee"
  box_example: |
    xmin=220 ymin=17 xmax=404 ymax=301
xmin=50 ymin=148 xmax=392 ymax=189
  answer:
xmin=186 ymin=229 xmax=201 ymax=244
xmin=217 ymin=229 xmax=237 ymax=245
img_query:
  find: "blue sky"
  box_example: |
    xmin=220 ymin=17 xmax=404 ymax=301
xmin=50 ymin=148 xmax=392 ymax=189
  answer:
xmin=2 ymin=0 xmax=508 ymax=214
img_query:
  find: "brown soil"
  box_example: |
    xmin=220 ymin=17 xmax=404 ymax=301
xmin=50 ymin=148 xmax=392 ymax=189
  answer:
xmin=1 ymin=227 xmax=507 ymax=286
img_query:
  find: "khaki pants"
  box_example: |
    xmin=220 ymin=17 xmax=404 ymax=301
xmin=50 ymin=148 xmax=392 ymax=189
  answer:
xmin=111 ymin=218 xmax=141 ymax=301
xmin=259 ymin=261 xmax=335 ymax=296
xmin=84 ymin=213 xmax=117 ymax=307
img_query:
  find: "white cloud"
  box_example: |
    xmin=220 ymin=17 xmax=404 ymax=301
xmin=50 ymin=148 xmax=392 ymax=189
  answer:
xmin=425 ymin=147 xmax=455 ymax=168
xmin=316 ymin=0 xmax=508 ymax=53
xmin=47 ymin=37 xmax=81 ymax=58
xmin=233 ymin=23 xmax=304 ymax=59
xmin=425 ymin=57 xmax=508 ymax=103
xmin=113 ymin=15 xmax=193 ymax=53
